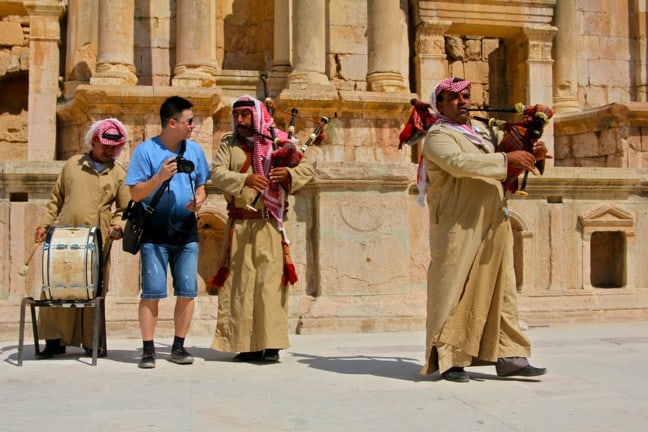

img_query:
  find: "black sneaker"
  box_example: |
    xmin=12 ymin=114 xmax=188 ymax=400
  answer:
xmin=263 ymin=349 xmax=280 ymax=362
xmin=232 ymin=351 xmax=264 ymax=362
xmin=170 ymin=347 xmax=194 ymax=365
xmin=83 ymin=346 xmax=107 ymax=358
xmin=498 ymin=364 xmax=547 ymax=378
xmin=138 ymin=352 xmax=156 ymax=369
xmin=37 ymin=344 xmax=66 ymax=359
xmin=442 ymin=367 xmax=470 ymax=383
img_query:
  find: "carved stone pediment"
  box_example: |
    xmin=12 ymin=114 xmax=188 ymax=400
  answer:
xmin=579 ymin=205 xmax=635 ymax=236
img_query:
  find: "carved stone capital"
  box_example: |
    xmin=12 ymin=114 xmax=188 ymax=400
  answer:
xmin=523 ymin=25 xmax=558 ymax=60
xmin=415 ymin=20 xmax=452 ymax=56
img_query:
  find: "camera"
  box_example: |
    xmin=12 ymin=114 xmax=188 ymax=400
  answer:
xmin=175 ymin=156 xmax=195 ymax=174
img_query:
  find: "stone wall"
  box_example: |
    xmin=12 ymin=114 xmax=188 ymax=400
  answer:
xmin=1 ymin=1 xmax=648 ymax=341
xmin=0 ymin=13 xmax=29 ymax=160
xmin=555 ymin=103 xmax=648 ymax=168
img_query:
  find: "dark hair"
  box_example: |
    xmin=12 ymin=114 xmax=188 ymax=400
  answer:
xmin=160 ymin=96 xmax=193 ymax=127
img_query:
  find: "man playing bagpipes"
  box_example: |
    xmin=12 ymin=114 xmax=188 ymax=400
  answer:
xmin=209 ymin=95 xmax=315 ymax=363
xmin=412 ymin=77 xmax=549 ymax=382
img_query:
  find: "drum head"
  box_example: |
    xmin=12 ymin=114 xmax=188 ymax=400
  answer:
xmin=42 ymin=226 xmax=102 ymax=301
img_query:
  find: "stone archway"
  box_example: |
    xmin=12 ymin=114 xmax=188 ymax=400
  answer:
xmin=508 ymin=209 xmax=533 ymax=292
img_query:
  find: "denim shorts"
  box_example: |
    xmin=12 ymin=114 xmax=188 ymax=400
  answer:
xmin=140 ymin=242 xmax=199 ymax=300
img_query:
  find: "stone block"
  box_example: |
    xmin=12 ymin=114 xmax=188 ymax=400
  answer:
xmin=335 ymin=54 xmax=368 ymax=81
xmin=554 ymin=135 xmax=572 ymax=159
xmin=329 ymin=0 xmax=367 ymax=26
xmin=0 ymin=21 xmax=23 ymax=46
xmin=582 ymin=11 xmax=611 ymax=36
xmin=576 ymin=35 xmax=600 ymax=63
xmin=572 ymin=132 xmax=602 ymax=158
xmin=599 ymin=127 xmax=624 ymax=155
xmin=329 ymin=25 xmax=367 ymax=54
xmin=315 ymin=174 xmax=410 ymax=296
xmin=583 ymin=86 xmax=608 ymax=109
xmin=600 ymin=36 xmax=631 ymax=60
xmin=588 ymin=59 xmax=632 ymax=87
xmin=577 ymin=156 xmax=607 ymax=167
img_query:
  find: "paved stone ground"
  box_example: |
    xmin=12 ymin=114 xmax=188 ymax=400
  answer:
xmin=1 ymin=321 xmax=647 ymax=432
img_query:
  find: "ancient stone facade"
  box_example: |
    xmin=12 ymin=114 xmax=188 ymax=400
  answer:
xmin=1 ymin=0 xmax=647 ymax=340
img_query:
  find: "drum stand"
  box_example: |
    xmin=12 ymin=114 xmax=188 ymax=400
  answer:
xmin=17 ymin=296 xmax=107 ymax=366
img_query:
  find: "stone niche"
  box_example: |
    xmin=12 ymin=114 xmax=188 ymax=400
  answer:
xmin=578 ymin=205 xmax=635 ymax=290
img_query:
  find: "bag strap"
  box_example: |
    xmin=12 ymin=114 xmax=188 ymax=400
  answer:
xmin=149 ymin=140 xmax=187 ymax=209
xmin=147 ymin=178 xmax=170 ymax=211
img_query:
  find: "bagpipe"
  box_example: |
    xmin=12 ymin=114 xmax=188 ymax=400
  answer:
xmin=270 ymin=109 xmax=329 ymax=169
xmin=471 ymin=103 xmax=554 ymax=195
xmin=245 ymin=73 xmax=328 ymax=211
xmin=398 ymin=99 xmax=553 ymax=196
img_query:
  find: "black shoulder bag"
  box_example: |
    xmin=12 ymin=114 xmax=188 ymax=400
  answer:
xmin=122 ymin=179 xmax=170 ymax=254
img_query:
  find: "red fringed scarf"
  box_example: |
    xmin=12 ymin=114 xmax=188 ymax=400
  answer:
xmin=206 ymin=222 xmax=234 ymax=295
xmin=281 ymin=240 xmax=298 ymax=286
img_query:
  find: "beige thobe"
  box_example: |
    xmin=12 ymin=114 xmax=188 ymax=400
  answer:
xmin=420 ymin=120 xmax=531 ymax=375
xmin=210 ymin=135 xmax=314 ymax=353
xmin=38 ymin=154 xmax=130 ymax=347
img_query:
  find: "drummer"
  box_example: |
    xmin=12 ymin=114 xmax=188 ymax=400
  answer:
xmin=33 ymin=118 xmax=131 ymax=358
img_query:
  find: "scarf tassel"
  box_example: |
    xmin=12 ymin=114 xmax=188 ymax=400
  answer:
xmin=206 ymin=262 xmax=228 ymax=295
xmin=206 ymin=223 xmax=235 ymax=295
xmin=281 ymin=240 xmax=299 ymax=286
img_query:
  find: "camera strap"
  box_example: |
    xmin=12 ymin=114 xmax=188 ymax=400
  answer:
xmin=141 ymin=140 xmax=185 ymax=214
xmin=177 ymin=139 xmax=196 ymax=202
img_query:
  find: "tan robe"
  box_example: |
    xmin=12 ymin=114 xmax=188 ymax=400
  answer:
xmin=38 ymin=154 xmax=130 ymax=347
xmin=210 ymin=135 xmax=314 ymax=352
xmin=420 ymin=120 xmax=531 ymax=375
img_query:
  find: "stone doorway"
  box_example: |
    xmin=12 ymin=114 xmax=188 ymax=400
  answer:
xmin=590 ymin=231 xmax=626 ymax=288
xmin=579 ymin=205 xmax=635 ymax=290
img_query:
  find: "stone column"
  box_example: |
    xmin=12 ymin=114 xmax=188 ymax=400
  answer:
xmin=286 ymin=0 xmax=332 ymax=89
xmin=172 ymin=0 xmax=218 ymax=87
xmin=631 ymin=0 xmax=647 ymax=101
xmin=552 ymin=0 xmax=579 ymax=113
xmin=63 ymin=0 xmax=98 ymax=98
xmin=90 ymin=0 xmax=137 ymax=86
xmin=414 ymin=20 xmax=451 ymax=102
xmin=366 ymin=0 xmax=407 ymax=92
xmin=272 ymin=0 xmax=291 ymax=72
xmin=523 ymin=24 xmax=557 ymax=167
xmin=24 ymin=0 xmax=65 ymax=161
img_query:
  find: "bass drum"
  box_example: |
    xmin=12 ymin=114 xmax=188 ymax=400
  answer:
xmin=42 ymin=226 xmax=103 ymax=301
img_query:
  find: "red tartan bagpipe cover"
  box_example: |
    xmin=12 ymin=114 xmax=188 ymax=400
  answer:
xmin=495 ymin=103 xmax=554 ymax=193
xmin=271 ymin=122 xmax=327 ymax=168
xmin=398 ymin=99 xmax=437 ymax=148
xmin=271 ymin=139 xmax=303 ymax=168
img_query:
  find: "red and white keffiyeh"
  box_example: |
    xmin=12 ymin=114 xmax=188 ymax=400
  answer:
xmin=232 ymin=95 xmax=288 ymax=231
